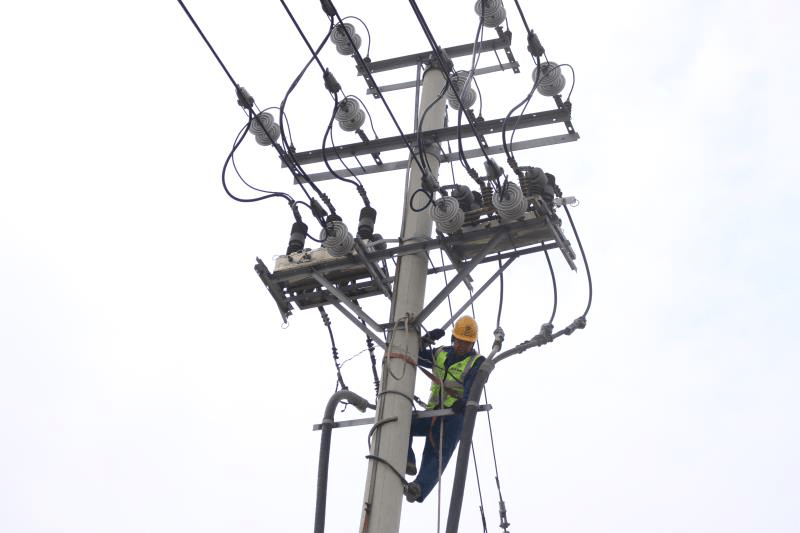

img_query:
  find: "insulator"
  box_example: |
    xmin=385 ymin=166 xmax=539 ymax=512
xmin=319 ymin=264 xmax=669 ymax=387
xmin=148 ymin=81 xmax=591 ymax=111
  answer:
xmin=249 ymin=112 xmax=281 ymax=146
xmin=445 ymin=71 xmax=477 ymax=110
xmin=533 ymin=62 xmax=566 ymax=96
xmin=330 ymin=23 xmax=361 ymax=55
xmin=474 ymin=0 xmax=506 ymax=28
xmin=357 ymin=206 xmax=377 ymax=239
xmin=335 ymin=97 xmax=366 ymax=132
xmin=492 ymin=182 xmax=527 ymax=222
xmin=430 ymin=196 xmax=465 ymax=234
xmin=524 ymin=166 xmax=555 ymax=203
xmin=286 ymin=221 xmax=308 ymax=255
xmin=321 ymin=220 xmax=354 ymax=257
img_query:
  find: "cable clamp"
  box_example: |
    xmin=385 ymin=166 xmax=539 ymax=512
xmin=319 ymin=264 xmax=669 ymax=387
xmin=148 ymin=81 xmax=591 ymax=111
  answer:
xmin=564 ymin=317 xmax=587 ymax=336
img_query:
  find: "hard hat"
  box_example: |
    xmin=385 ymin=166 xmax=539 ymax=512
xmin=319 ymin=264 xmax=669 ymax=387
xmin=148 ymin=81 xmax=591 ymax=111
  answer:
xmin=452 ymin=316 xmax=478 ymax=343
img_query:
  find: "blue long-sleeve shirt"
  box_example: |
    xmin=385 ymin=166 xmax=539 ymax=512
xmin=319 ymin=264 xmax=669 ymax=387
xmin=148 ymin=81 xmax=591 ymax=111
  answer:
xmin=418 ymin=345 xmax=485 ymax=404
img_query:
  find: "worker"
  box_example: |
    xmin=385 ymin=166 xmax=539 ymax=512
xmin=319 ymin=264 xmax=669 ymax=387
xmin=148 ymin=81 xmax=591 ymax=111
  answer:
xmin=405 ymin=316 xmax=484 ymax=503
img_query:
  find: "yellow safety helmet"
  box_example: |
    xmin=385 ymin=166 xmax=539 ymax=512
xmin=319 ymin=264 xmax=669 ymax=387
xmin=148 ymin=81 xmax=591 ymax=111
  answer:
xmin=452 ymin=316 xmax=478 ymax=343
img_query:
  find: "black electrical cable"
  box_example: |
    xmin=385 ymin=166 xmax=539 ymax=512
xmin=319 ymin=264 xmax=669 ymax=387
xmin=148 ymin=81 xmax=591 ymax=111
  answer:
xmin=278 ymin=0 xmax=327 ymax=75
xmin=409 ymin=188 xmax=434 ymax=212
xmin=543 ymin=247 xmax=558 ymax=324
xmin=512 ymin=0 xmax=532 ymax=34
xmin=326 ymin=2 xmax=427 ymax=174
xmin=496 ymin=258 xmax=504 ymax=329
xmin=416 ymin=86 xmax=448 ymax=170
xmin=274 ymin=19 xmax=340 ymax=216
xmin=500 ymin=67 xmax=540 ymax=163
xmin=408 ymin=0 xmax=495 ymax=171
xmin=175 ymin=0 xmax=320 ymax=214
xmin=222 ymin=113 xmax=295 ymax=204
xmin=563 ymin=205 xmax=593 ymax=318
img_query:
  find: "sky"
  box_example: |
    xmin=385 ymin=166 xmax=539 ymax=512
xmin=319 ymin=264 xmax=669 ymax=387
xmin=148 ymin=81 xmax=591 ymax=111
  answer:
xmin=1 ymin=1 xmax=799 ymax=532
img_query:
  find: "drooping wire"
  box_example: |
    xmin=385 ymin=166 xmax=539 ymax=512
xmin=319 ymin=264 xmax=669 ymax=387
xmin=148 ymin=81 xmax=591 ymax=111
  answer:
xmin=175 ymin=0 xmax=315 ymax=215
xmin=408 ymin=0 xmax=497 ymax=179
xmin=563 ymin=205 xmax=592 ymax=318
xmin=326 ymin=3 xmax=427 ymax=175
xmin=471 ymin=445 xmax=489 ymax=533
xmin=543 ymin=247 xmax=558 ymax=324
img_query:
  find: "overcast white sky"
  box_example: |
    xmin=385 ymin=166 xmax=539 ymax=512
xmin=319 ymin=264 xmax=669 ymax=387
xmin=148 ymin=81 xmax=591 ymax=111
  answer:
xmin=1 ymin=1 xmax=799 ymax=532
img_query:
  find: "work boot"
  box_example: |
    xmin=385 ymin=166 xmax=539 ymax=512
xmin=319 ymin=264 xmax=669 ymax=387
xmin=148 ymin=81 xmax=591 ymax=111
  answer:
xmin=406 ymin=460 xmax=417 ymax=476
xmin=405 ymin=482 xmax=421 ymax=503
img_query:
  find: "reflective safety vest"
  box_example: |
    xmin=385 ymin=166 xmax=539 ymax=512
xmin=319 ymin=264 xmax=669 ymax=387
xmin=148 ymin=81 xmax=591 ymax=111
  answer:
xmin=427 ymin=348 xmax=481 ymax=409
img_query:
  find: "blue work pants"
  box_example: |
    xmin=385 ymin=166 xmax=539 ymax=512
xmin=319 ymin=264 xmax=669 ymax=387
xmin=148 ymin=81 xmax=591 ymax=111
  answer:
xmin=407 ymin=412 xmax=464 ymax=502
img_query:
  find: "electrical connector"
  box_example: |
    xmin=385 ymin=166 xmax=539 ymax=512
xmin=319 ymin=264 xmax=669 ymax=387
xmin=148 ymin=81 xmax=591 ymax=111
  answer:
xmin=236 ymin=85 xmax=254 ymax=110
xmin=319 ymin=0 xmax=336 ymax=17
xmin=310 ymin=198 xmax=328 ymax=220
xmin=484 ymin=158 xmax=504 ymax=182
xmin=323 ymin=69 xmax=341 ymax=94
xmin=526 ymin=30 xmax=545 ymax=58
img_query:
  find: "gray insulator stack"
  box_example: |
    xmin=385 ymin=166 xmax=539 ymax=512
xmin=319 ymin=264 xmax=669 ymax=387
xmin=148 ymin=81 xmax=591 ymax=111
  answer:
xmin=474 ymin=0 xmax=506 ymax=28
xmin=533 ymin=61 xmax=566 ymax=96
xmin=321 ymin=220 xmax=354 ymax=257
xmin=249 ymin=112 xmax=281 ymax=146
xmin=430 ymin=196 xmax=465 ymax=234
xmin=335 ymin=97 xmax=366 ymax=132
xmin=522 ymin=166 xmax=555 ymax=203
xmin=330 ymin=23 xmax=361 ymax=55
xmin=446 ymin=71 xmax=477 ymax=110
xmin=492 ymin=182 xmax=527 ymax=222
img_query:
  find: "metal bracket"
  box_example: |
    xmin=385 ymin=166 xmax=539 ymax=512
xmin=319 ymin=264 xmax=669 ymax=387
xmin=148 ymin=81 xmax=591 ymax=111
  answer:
xmin=312 ymin=404 xmax=493 ymax=431
xmin=415 ymin=230 xmax=509 ymax=327
xmin=254 ymin=258 xmax=293 ymax=322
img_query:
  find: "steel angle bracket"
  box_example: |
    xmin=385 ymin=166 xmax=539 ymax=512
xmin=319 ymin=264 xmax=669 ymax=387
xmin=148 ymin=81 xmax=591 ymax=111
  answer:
xmin=312 ymin=404 xmax=493 ymax=431
xmin=310 ymin=270 xmax=387 ymax=350
xmin=358 ymin=30 xmax=515 ymax=75
xmin=415 ymin=230 xmax=509 ymax=327
xmin=254 ymin=258 xmax=294 ymax=323
xmin=352 ymin=239 xmax=392 ymax=298
xmin=287 ymin=107 xmax=572 ymax=169
xmin=437 ymin=231 xmax=473 ymax=291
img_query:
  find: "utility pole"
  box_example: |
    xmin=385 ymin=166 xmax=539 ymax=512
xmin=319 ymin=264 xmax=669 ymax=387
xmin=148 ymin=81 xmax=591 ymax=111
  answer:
xmin=359 ymin=64 xmax=447 ymax=533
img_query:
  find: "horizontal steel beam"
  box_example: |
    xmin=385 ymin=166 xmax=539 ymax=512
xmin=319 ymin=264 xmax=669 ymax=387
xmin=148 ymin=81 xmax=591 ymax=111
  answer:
xmin=358 ymin=32 xmax=511 ymax=74
xmin=286 ymin=107 xmax=572 ymax=167
xmin=296 ymin=133 xmax=580 ymax=183
xmin=367 ymin=62 xmax=519 ymax=95
xmin=312 ymin=404 xmax=493 ymax=431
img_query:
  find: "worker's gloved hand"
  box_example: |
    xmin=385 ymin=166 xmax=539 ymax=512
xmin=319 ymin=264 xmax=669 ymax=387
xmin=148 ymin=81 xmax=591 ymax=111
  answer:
xmin=421 ymin=328 xmax=445 ymax=345
xmin=451 ymin=399 xmax=466 ymax=414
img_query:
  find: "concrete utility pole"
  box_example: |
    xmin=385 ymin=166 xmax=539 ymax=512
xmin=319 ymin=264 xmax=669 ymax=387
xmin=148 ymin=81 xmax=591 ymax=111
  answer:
xmin=359 ymin=65 xmax=447 ymax=533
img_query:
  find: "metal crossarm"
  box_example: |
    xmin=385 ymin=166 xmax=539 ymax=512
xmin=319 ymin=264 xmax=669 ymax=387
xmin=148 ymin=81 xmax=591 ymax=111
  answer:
xmin=297 ymin=133 xmax=579 ymax=183
xmin=358 ymin=31 xmax=513 ymax=74
xmin=312 ymin=404 xmax=493 ymax=431
xmin=285 ymin=107 xmax=572 ymax=167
